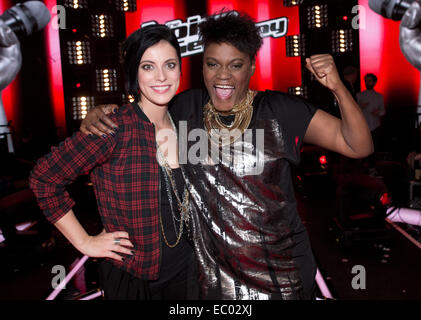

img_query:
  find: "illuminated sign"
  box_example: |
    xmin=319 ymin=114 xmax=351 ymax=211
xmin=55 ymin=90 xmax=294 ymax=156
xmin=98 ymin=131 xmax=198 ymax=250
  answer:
xmin=142 ymin=12 xmax=288 ymax=57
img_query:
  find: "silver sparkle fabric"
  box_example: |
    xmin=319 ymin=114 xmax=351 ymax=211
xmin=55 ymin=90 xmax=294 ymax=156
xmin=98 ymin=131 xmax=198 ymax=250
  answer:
xmin=179 ymin=91 xmax=316 ymax=300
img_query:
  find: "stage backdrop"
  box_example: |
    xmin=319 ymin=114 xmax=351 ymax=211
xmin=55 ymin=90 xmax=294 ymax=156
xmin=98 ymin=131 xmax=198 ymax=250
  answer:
xmin=0 ymin=0 xmax=420 ymax=142
xmin=123 ymin=0 xmax=420 ymax=109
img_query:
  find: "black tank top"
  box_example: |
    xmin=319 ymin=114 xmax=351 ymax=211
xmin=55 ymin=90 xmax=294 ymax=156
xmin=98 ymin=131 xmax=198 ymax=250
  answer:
xmin=155 ymin=166 xmax=192 ymax=283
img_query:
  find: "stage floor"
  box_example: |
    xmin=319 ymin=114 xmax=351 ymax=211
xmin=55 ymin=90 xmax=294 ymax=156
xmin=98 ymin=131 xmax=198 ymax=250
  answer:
xmin=0 ymin=178 xmax=420 ymax=300
xmin=298 ymin=185 xmax=421 ymax=300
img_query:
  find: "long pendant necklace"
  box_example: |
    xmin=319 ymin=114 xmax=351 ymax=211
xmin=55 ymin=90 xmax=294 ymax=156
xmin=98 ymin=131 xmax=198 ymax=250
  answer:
xmin=156 ymin=112 xmax=190 ymax=248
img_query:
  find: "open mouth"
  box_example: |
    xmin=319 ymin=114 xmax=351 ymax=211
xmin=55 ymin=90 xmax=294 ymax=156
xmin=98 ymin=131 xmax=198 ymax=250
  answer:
xmin=151 ymin=85 xmax=171 ymax=93
xmin=214 ymin=84 xmax=234 ymax=100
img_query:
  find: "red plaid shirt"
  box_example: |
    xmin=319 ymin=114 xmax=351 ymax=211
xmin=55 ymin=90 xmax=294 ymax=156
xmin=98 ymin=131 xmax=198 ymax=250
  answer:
xmin=29 ymin=103 xmax=161 ymax=279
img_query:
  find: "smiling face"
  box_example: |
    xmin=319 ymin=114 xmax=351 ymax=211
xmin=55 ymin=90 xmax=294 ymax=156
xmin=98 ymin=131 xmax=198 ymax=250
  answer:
xmin=137 ymin=40 xmax=180 ymax=109
xmin=203 ymin=42 xmax=255 ymax=111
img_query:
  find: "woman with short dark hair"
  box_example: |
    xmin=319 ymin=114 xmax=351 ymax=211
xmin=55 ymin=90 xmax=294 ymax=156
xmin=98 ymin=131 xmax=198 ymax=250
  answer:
xmin=81 ymin=11 xmax=373 ymax=300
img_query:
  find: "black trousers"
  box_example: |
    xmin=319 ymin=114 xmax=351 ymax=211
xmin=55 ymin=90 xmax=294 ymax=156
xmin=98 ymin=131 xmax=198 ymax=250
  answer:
xmin=98 ymin=258 xmax=198 ymax=300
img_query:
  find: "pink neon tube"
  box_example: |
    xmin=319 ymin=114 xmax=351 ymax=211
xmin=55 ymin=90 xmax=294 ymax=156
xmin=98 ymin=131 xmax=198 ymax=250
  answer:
xmin=387 ymin=207 xmax=421 ymax=227
xmin=315 ymin=268 xmax=334 ymax=300
xmin=79 ymin=291 xmax=103 ymax=301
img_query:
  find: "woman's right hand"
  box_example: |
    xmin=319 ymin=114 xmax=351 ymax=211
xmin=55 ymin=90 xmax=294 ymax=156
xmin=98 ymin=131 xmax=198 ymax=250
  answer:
xmin=80 ymin=104 xmax=119 ymax=137
xmin=80 ymin=229 xmax=134 ymax=262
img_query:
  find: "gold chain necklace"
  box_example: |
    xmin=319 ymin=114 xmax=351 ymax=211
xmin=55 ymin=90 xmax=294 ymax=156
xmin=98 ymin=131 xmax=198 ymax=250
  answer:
xmin=156 ymin=112 xmax=190 ymax=248
xmin=204 ymin=89 xmax=255 ymax=146
xmin=159 ymin=165 xmax=189 ymax=248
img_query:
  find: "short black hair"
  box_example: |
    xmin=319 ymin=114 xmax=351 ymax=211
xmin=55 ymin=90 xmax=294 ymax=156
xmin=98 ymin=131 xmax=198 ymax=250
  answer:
xmin=365 ymin=73 xmax=378 ymax=83
xmin=123 ymin=24 xmax=182 ymax=101
xmin=199 ymin=11 xmax=263 ymax=62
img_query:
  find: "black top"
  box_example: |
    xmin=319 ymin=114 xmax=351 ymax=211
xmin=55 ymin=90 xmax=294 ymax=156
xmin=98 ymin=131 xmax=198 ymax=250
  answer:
xmin=155 ymin=166 xmax=192 ymax=284
xmin=170 ymin=89 xmax=317 ymax=299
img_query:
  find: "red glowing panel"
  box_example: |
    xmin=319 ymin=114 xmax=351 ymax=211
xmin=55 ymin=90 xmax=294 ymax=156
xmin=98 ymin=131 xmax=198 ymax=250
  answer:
xmin=255 ymin=1 xmax=272 ymax=90
xmin=380 ymin=193 xmax=391 ymax=206
xmin=207 ymin=0 xmax=237 ymax=14
xmin=126 ymin=0 xmax=185 ymax=36
xmin=140 ymin=2 xmax=176 ymax=23
xmin=258 ymin=0 xmax=302 ymax=91
xmin=0 ymin=1 xmax=7 ymax=20
xmin=45 ymin=0 xmax=66 ymax=135
xmin=268 ymin=0 xmax=302 ymax=92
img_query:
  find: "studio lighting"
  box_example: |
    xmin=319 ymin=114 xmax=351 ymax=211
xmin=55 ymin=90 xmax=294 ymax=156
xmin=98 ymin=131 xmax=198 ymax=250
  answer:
xmin=286 ymin=34 xmax=306 ymax=57
xmin=307 ymin=4 xmax=328 ymax=29
xmin=116 ymin=0 xmax=137 ymax=12
xmin=64 ymin=0 xmax=87 ymax=9
xmin=92 ymin=14 xmax=114 ymax=38
xmin=67 ymin=40 xmax=91 ymax=65
xmin=72 ymin=96 xmax=95 ymax=120
xmin=331 ymin=29 xmax=353 ymax=53
xmin=288 ymin=86 xmax=308 ymax=99
xmin=96 ymin=68 xmax=118 ymax=92
xmin=283 ymin=0 xmax=303 ymax=6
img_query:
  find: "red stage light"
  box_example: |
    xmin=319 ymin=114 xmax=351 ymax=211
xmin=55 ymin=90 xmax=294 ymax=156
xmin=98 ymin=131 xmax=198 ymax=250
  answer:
xmin=342 ymin=16 xmax=348 ymax=21
xmin=76 ymin=83 xmax=81 ymax=88
xmin=380 ymin=193 xmax=391 ymax=206
xmin=72 ymin=29 xmax=77 ymax=33
xmin=319 ymin=155 xmax=327 ymax=165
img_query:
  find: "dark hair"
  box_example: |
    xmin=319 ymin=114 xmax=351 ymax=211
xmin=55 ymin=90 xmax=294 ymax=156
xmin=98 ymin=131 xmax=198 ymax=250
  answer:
xmin=365 ymin=73 xmax=378 ymax=84
xmin=123 ymin=24 xmax=182 ymax=101
xmin=199 ymin=11 xmax=263 ymax=61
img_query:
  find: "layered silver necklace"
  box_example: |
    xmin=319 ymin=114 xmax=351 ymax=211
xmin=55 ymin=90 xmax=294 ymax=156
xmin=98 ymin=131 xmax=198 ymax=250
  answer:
xmin=156 ymin=112 xmax=190 ymax=248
